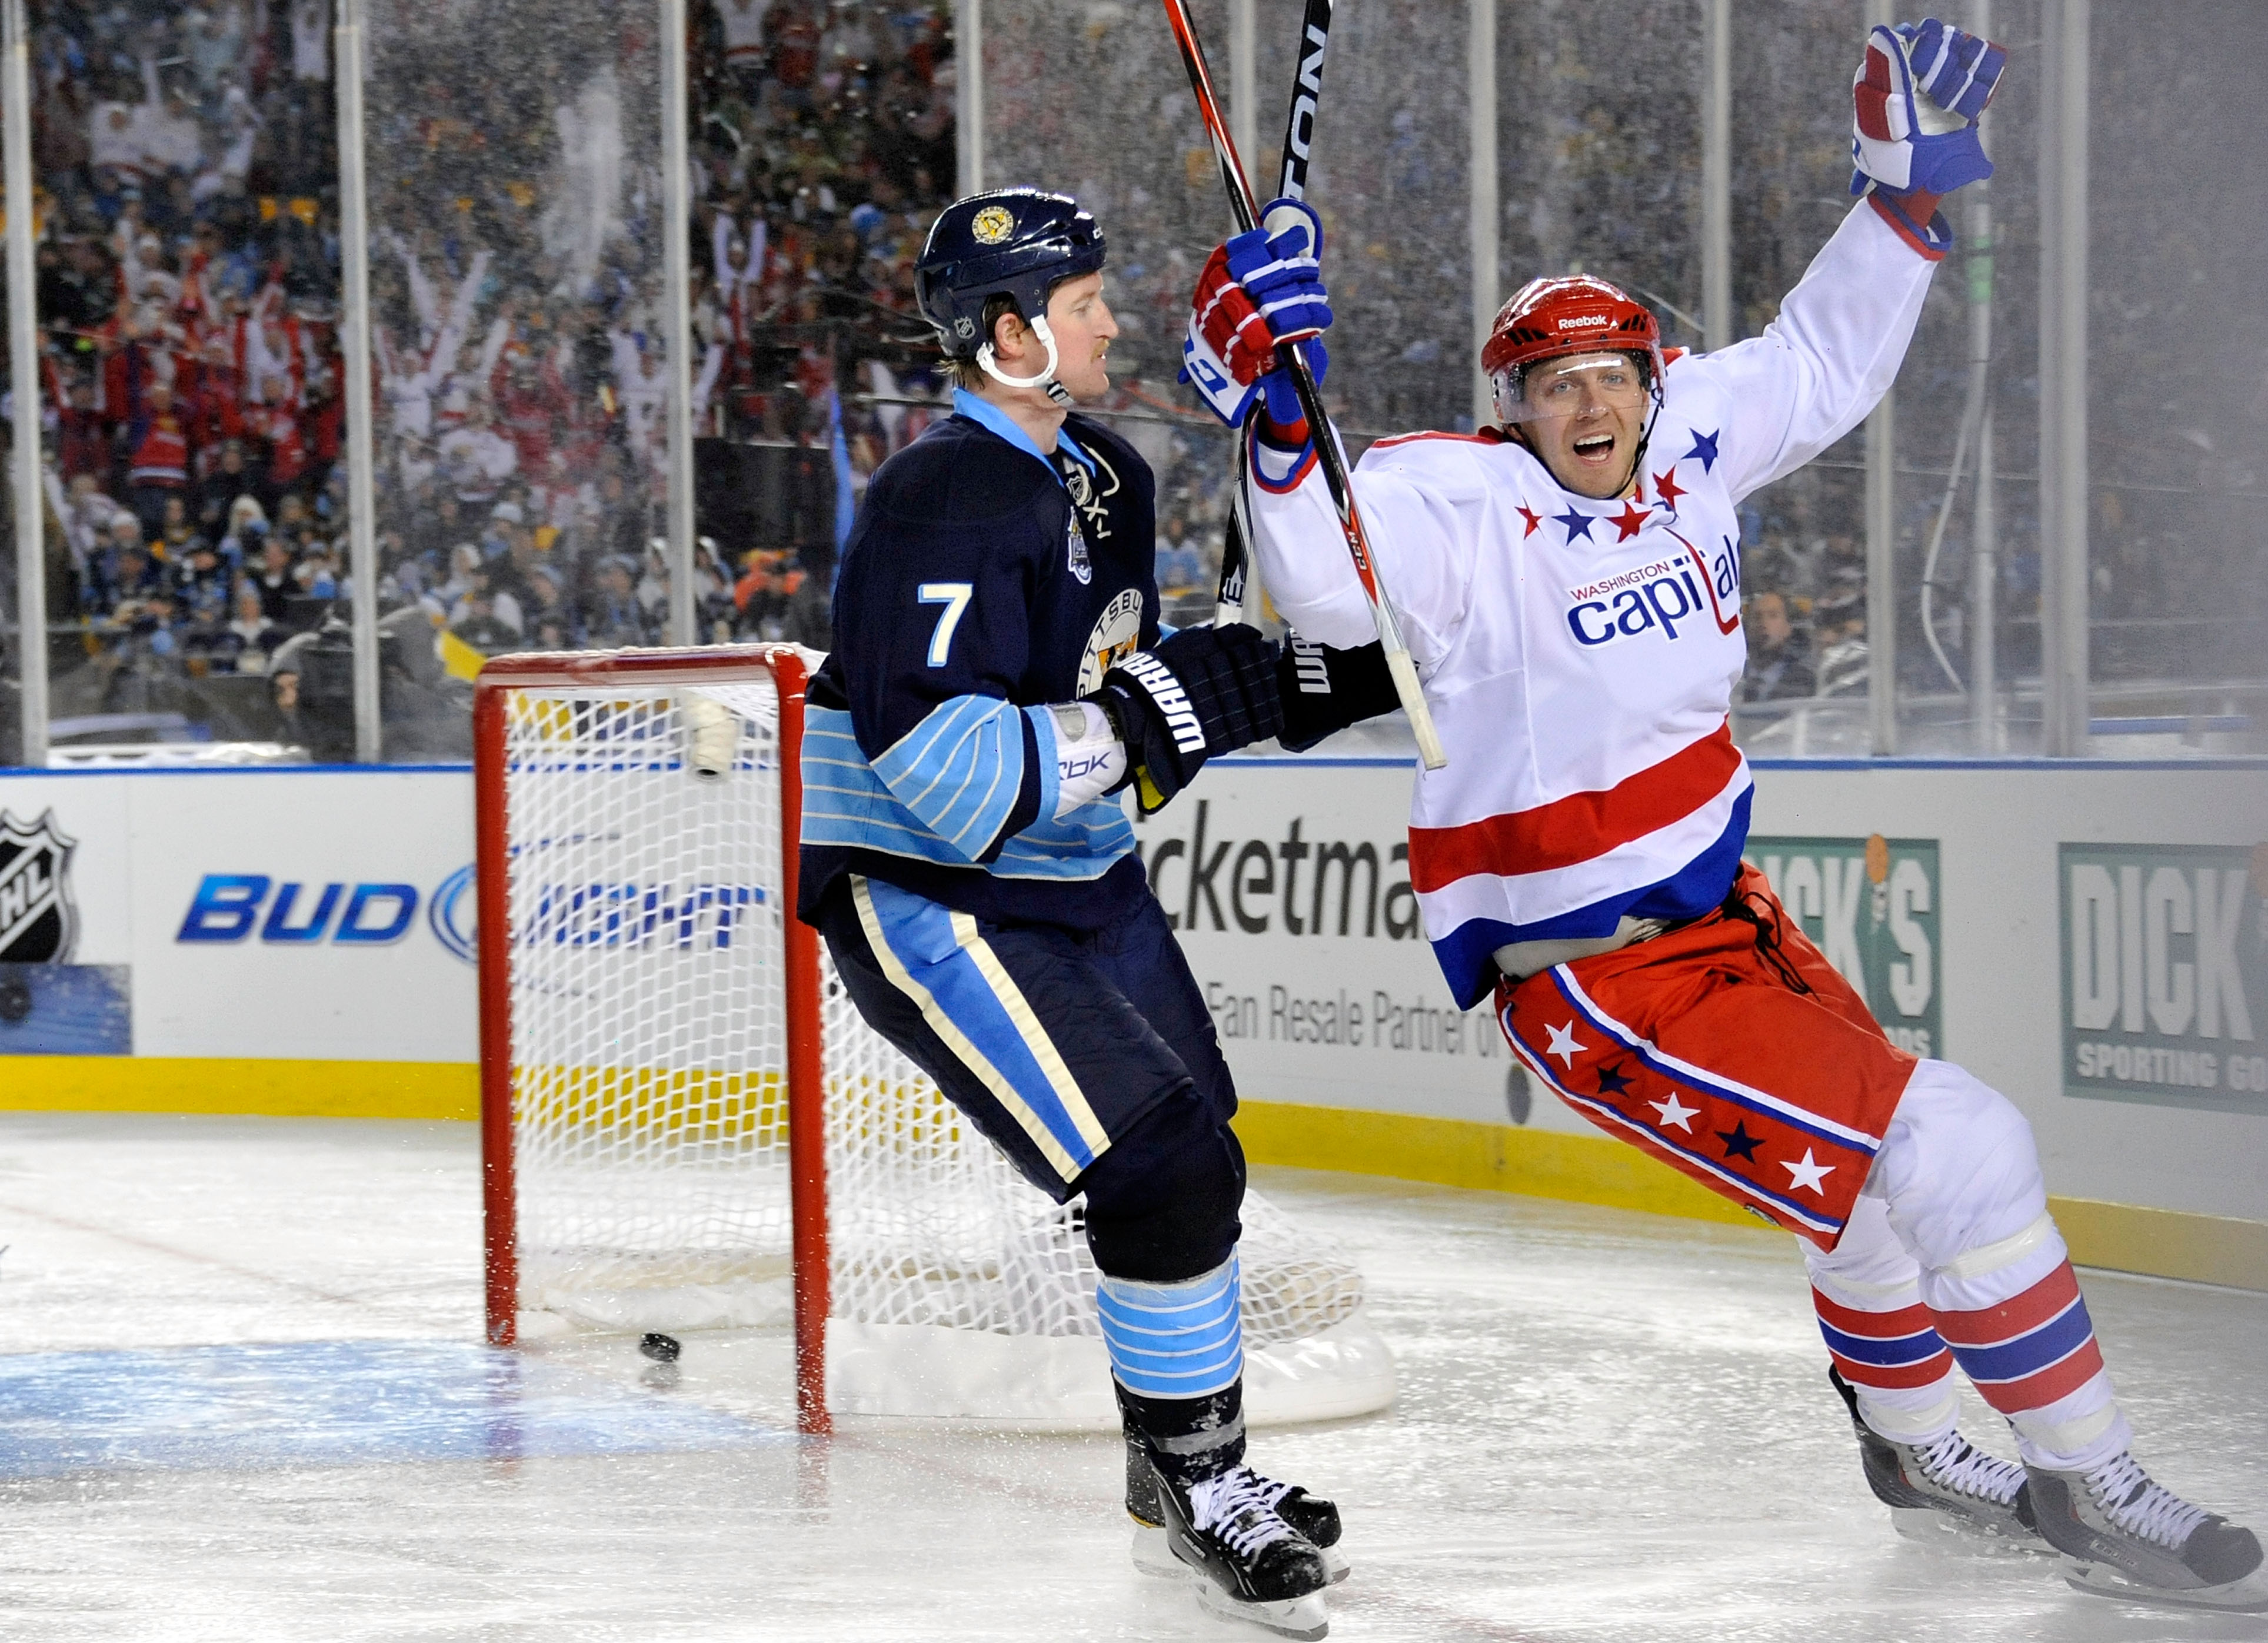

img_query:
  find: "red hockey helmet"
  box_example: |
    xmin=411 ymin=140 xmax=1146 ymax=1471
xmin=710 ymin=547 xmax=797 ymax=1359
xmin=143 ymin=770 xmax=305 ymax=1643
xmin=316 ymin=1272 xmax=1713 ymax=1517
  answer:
xmin=1481 ymin=275 xmax=1664 ymax=421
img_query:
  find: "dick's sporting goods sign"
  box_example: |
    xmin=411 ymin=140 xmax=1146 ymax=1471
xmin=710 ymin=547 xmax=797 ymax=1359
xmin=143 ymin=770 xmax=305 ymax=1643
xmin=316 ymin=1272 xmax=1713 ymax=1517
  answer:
xmin=2060 ymin=843 xmax=2267 ymax=1115
xmin=1752 ymin=836 xmax=1942 ymax=1059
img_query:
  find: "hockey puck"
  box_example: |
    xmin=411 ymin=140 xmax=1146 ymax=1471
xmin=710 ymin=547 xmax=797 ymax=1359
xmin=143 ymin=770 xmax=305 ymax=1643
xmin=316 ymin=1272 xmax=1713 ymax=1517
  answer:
xmin=638 ymin=1332 xmax=681 ymax=1363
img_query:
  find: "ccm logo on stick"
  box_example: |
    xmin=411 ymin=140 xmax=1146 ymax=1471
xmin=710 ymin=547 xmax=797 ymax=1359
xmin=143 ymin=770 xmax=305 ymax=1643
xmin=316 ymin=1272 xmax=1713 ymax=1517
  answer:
xmin=178 ymin=874 xmax=419 ymax=945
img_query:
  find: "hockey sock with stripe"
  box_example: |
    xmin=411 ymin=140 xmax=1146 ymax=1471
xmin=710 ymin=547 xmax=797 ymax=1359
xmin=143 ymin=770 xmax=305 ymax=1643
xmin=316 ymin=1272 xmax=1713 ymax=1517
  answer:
xmin=1810 ymin=1280 xmax=1959 ymax=1445
xmin=1100 ymin=1256 xmax=1247 ymax=1487
xmin=1921 ymin=1216 xmax=2132 ymax=1471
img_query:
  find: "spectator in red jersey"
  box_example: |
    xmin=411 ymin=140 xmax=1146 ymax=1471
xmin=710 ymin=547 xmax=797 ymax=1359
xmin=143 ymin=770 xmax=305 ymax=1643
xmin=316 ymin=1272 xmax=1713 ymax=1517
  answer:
xmin=124 ymin=379 xmax=195 ymax=539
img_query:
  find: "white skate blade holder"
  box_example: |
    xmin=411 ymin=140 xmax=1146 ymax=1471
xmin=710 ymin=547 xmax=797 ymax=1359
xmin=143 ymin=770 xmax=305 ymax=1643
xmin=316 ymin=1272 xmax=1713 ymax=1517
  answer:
xmin=1131 ymin=1524 xmax=1351 ymax=1587
xmin=1887 ymin=1505 xmax=2049 ymax=1556
xmin=1191 ymin=1576 xmax=1331 ymax=1641
xmin=2060 ymin=1552 xmax=2268 ymax=1614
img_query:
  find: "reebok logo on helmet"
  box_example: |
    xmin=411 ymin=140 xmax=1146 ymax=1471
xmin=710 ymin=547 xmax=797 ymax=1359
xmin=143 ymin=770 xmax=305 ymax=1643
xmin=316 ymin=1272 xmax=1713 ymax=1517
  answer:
xmin=1557 ymin=315 xmax=1611 ymax=330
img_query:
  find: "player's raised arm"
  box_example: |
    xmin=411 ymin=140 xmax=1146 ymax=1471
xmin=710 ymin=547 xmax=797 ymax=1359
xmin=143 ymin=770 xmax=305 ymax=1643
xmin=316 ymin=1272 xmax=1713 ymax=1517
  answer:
xmin=1683 ymin=17 xmax=2007 ymax=501
xmin=1180 ymin=201 xmax=1484 ymax=666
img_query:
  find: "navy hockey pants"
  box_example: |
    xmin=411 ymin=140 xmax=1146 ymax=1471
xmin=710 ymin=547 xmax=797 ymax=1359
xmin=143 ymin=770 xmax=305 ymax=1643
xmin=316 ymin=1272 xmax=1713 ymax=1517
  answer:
xmin=818 ymin=874 xmax=1245 ymax=1283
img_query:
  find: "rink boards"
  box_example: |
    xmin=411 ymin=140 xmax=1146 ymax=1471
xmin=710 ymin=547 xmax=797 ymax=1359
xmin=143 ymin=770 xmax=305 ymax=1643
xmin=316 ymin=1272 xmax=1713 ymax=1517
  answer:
xmin=0 ymin=755 xmax=2263 ymax=1287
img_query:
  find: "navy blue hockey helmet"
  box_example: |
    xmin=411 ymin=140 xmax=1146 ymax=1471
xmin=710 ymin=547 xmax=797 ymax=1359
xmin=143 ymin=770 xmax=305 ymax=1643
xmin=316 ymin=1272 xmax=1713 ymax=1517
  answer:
xmin=915 ymin=188 xmax=1107 ymax=361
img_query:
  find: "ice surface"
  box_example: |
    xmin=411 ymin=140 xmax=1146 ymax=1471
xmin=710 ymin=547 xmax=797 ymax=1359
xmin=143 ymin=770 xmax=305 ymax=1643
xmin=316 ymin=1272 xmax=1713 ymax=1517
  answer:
xmin=2 ymin=1110 xmax=2264 ymax=1641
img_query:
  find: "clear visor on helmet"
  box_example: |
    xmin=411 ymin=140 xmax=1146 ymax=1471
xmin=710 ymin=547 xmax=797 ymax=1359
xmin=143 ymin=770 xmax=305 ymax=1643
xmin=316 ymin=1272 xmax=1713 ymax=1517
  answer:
xmin=1491 ymin=351 xmax=1650 ymax=425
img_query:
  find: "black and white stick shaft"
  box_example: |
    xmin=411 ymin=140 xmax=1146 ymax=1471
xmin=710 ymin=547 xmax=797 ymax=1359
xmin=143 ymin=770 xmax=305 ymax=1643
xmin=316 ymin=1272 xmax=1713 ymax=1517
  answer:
xmin=1214 ymin=0 xmax=1331 ymax=630
xmin=1163 ymin=0 xmax=1445 ymax=768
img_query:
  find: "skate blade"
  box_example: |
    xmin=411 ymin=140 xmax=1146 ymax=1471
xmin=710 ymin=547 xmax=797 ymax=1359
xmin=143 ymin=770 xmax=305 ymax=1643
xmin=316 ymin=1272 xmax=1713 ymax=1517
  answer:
xmin=1191 ymin=1579 xmax=1330 ymax=1641
xmin=1889 ymin=1506 xmax=2050 ymax=1556
xmin=2060 ymin=1554 xmax=2268 ymax=1614
xmin=1135 ymin=1525 xmax=1350 ymax=1587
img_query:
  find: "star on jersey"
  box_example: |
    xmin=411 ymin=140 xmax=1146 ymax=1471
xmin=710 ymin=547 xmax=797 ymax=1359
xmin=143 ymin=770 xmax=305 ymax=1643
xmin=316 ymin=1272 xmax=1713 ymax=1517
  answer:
xmin=1544 ymin=1020 xmax=1585 ymax=1067
xmin=1554 ymin=507 xmax=1596 ymax=544
xmin=1596 ymin=1062 xmax=1633 ymax=1096
xmin=1683 ymin=429 xmax=1721 ymax=473
xmin=1648 ymin=1093 xmax=1698 ymax=1132
xmin=1716 ymin=1120 xmax=1762 ymax=1162
xmin=1516 ymin=504 xmax=1542 ymax=538
xmin=1782 ymin=1149 xmax=1836 ymax=1195
xmin=1610 ymin=500 xmax=1650 ymax=541
xmin=1651 ymin=468 xmax=1686 ymax=510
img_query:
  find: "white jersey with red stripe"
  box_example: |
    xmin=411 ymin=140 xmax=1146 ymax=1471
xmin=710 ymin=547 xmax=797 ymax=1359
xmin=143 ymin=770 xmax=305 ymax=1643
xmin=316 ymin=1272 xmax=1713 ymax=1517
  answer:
xmin=1247 ymin=201 xmax=1939 ymax=1008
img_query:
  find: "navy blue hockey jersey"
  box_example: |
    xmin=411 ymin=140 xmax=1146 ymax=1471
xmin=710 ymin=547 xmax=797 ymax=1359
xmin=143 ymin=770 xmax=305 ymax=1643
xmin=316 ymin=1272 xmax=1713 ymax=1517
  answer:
xmin=798 ymin=390 xmax=1160 ymax=930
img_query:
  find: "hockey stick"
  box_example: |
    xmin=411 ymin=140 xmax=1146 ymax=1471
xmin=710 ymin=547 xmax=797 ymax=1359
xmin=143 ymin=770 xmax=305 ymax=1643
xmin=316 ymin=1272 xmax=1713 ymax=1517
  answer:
xmin=1214 ymin=0 xmax=1331 ymax=630
xmin=1162 ymin=0 xmax=1446 ymax=769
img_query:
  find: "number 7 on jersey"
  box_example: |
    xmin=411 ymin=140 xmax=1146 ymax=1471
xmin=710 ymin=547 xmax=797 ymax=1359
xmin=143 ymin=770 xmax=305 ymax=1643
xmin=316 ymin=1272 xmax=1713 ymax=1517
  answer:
xmin=917 ymin=582 xmax=974 ymax=667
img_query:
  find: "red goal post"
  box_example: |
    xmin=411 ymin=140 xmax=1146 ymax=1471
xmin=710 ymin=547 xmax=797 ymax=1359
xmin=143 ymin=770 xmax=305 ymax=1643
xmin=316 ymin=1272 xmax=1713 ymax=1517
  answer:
xmin=475 ymin=644 xmax=829 ymax=1431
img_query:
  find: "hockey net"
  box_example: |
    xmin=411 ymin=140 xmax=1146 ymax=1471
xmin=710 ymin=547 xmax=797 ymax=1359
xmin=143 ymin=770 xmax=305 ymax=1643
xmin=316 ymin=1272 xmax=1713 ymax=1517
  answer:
xmin=475 ymin=644 xmax=1394 ymax=1432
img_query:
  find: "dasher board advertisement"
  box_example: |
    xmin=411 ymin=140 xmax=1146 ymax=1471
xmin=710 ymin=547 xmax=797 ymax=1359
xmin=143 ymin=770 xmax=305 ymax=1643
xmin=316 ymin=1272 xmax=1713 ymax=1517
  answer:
xmin=1750 ymin=836 xmax=1942 ymax=1059
xmin=2060 ymin=843 xmax=2267 ymax=1115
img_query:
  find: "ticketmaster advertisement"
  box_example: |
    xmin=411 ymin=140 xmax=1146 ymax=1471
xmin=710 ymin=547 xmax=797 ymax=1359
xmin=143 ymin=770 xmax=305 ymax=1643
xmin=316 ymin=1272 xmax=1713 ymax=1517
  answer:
xmin=1131 ymin=769 xmax=1537 ymax=1132
xmin=2060 ymin=843 xmax=2267 ymax=1115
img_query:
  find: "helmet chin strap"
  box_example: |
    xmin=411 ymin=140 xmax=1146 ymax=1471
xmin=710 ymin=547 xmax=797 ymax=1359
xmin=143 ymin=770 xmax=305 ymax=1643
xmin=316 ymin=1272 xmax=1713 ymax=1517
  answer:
xmin=978 ymin=315 xmax=1074 ymax=406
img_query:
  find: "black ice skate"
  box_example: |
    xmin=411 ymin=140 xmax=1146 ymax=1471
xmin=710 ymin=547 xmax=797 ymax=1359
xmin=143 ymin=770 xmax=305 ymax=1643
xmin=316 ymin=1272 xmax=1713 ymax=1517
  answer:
xmin=1125 ymin=1429 xmax=1349 ymax=1585
xmin=1150 ymin=1461 xmax=1332 ymax=1639
xmin=2026 ymin=1451 xmax=2268 ymax=1612
xmin=1829 ymin=1368 xmax=2043 ymax=1550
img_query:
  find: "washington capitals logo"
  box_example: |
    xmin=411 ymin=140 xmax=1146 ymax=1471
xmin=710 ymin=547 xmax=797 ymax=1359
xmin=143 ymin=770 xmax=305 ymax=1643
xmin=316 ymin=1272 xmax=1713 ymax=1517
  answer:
xmin=0 ymin=810 xmax=79 ymax=964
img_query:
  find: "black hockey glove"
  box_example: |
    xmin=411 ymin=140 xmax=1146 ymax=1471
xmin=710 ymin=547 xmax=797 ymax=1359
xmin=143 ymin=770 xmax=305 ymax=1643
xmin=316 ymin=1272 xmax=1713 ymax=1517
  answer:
xmin=1088 ymin=622 xmax=1284 ymax=816
xmin=1277 ymin=632 xmax=1401 ymax=753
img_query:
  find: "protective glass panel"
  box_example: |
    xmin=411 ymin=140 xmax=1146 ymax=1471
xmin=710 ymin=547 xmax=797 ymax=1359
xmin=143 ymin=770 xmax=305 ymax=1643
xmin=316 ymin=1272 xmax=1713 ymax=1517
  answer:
xmin=22 ymin=0 xmax=340 ymax=766
xmin=358 ymin=0 xmax=670 ymax=760
xmin=2079 ymin=0 xmax=2266 ymax=753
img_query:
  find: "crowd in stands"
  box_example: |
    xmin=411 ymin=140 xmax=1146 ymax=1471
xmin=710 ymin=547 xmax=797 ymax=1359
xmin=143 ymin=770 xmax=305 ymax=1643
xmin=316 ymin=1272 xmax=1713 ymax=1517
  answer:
xmin=11 ymin=0 xmax=1972 ymax=758
xmin=12 ymin=0 xmax=985 ymax=746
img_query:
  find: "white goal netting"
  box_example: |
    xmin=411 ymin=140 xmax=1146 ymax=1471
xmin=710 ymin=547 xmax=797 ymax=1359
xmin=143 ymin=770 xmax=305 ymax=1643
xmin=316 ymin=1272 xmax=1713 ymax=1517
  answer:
xmin=495 ymin=653 xmax=1394 ymax=1427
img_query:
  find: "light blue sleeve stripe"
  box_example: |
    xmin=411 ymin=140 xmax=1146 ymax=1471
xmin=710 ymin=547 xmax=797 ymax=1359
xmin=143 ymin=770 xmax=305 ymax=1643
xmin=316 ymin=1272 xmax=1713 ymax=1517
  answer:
xmin=802 ymin=706 xmax=1135 ymax=881
xmin=1024 ymin=704 xmax=1063 ymax=827
xmin=871 ymin=694 xmax=1025 ymax=860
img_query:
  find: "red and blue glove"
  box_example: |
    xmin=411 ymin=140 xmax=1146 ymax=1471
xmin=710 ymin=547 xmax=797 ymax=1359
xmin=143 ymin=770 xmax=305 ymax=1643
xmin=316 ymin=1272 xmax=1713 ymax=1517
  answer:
xmin=1850 ymin=18 xmax=2006 ymax=257
xmin=1180 ymin=197 xmax=1331 ymax=427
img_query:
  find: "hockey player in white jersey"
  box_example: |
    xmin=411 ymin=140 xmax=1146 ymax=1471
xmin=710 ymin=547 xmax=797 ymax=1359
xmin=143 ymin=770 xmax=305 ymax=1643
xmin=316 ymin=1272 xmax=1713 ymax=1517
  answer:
xmin=1181 ymin=16 xmax=2265 ymax=1615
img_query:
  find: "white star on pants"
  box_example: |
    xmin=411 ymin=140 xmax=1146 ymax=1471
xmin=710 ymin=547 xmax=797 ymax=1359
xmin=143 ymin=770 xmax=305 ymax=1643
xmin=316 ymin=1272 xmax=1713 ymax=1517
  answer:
xmin=1545 ymin=1021 xmax=1584 ymax=1067
xmin=1648 ymin=1093 xmax=1698 ymax=1132
xmin=1783 ymin=1149 xmax=1836 ymax=1195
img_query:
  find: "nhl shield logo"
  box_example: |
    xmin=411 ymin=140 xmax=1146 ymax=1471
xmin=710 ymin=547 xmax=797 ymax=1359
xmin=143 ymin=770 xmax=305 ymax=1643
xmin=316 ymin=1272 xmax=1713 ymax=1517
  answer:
xmin=0 ymin=810 xmax=78 ymax=964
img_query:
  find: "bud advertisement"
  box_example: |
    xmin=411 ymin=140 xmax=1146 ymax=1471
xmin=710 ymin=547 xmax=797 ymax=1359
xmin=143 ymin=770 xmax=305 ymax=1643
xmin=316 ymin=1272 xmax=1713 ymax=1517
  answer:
xmin=2060 ymin=843 xmax=2267 ymax=1115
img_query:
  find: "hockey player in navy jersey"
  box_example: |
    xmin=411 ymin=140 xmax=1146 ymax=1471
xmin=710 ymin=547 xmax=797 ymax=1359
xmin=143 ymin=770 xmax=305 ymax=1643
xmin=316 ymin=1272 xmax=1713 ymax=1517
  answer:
xmin=1183 ymin=18 xmax=2264 ymax=1616
xmin=798 ymin=188 xmax=1383 ymax=1640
